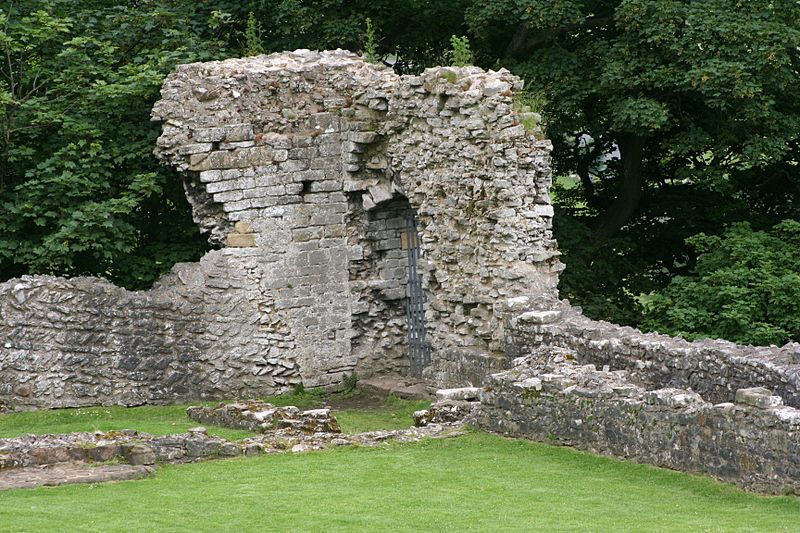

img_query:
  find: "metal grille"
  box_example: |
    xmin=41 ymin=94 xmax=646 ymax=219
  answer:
xmin=404 ymin=209 xmax=431 ymax=376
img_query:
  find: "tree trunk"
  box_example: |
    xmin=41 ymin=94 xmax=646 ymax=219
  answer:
xmin=593 ymin=134 xmax=645 ymax=240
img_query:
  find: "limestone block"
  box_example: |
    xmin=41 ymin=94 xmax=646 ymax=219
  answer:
xmin=517 ymin=310 xmax=562 ymax=325
xmin=121 ymin=444 xmax=156 ymax=466
xmin=227 ymin=233 xmax=257 ymax=247
xmin=193 ymin=124 xmax=254 ymax=143
xmin=198 ymin=170 xmax=222 ymax=183
xmin=220 ymin=140 xmax=256 ymax=150
xmin=189 ymin=147 xmax=274 ymax=171
xmin=515 ymin=377 xmax=542 ymax=391
xmin=234 ymin=220 xmax=253 ymax=234
xmin=179 ymin=143 xmax=213 ymax=155
xmin=367 ymin=183 xmax=394 ymax=205
xmin=436 ymin=387 xmax=481 ymax=401
xmin=735 ymin=387 xmax=784 ymax=409
xmin=347 ymin=131 xmax=379 ymax=144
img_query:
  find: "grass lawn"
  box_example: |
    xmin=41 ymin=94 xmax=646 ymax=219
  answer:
xmin=0 ymin=393 xmax=431 ymax=439
xmin=1 ymin=432 xmax=799 ymax=532
xmin=2 ymin=395 xmax=799 ymax=532
xmin=0 ymin=404 xmax=254 ymax=441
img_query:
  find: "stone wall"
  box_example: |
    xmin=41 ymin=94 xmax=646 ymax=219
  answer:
xmin=0 ymin=49 xmax=558 ymax=409
xmin=504 ymin=299 xmax=800 ymax=407
xmin=0 ymin=254 xmax=301 ymax=410
xmin=151 ymin=49 xmax=558 ymax=385
xmin=348 ymin=196 xmax=411 ymax=376
xmin=478 ymin=348 xmax=800 ymax=494
xmin=382 ymin=66 xmax=559 ymax=359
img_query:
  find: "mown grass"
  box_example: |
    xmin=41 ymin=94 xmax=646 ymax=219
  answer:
xmin=0 ymin=403 xmax=254 ymax=441
xmin=1 ymin=432 xmax=799 ymax=532
xmin=0 ymin=392 xmax=429 ymax=439
xmin=338 ymin=396 xmax=431 ymax=433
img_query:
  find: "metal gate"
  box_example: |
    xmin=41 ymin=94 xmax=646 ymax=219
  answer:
xmin=403 ymin=209 xmax=431 ymax=376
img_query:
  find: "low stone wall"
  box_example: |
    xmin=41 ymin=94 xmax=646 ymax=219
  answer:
xmin=505 ymin=300 xmax=800 ymax=408
xmin=477 ymin=349 xmax=800 ymax=494
xmin=0 ymin=421 xmax=463 ymax=472
xmin=0 ymin=260 xmax=300 ymax=410
xmin=0 ymin=429 xmax=236 ymax=469
xmin=186 ymin=401 xmax=341 ymax=433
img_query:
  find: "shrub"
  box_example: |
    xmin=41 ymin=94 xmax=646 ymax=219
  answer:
xmin=447 ymin=35 xmax=472 ymax=67
xmin=641 ymin=220 xmax=800 ymax=345
xmin=363 ymin=18 xmax=379 ymax=63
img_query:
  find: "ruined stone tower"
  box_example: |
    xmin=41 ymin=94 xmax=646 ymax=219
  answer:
xmin=0 ymin=50 xmax=558 ymax=408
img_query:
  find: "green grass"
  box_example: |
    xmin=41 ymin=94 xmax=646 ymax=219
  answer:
xmin=337 ymin=396 xmax=431 ymax=433
xmin=3 ymin=398 xmax=798 ymax=531
xmin=0 ymin=404 xmax=254 ymax=441
xmin=0 ymin=393 xmax=429 ymax=439
xmin=1 ymin=432 xmax=798 ymax=532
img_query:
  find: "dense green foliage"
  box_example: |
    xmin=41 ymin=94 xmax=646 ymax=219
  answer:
xmin=211 ymin=1 xmax=471 ymax=72
xmin=0 ymin=0 xmax=229 ymax=288
xmin=0 ymin=0 xmax=470 ymax=288
xmin=2 ymin=432 xmax=799 ymax=531
xmin=642 ymin=220 xmax=800 ymax=345
xmin=465 ymin=0 xmax=800 ymax=337
xmin=447 ymin=35 xmax=473 ymax=67
xmin=0 ymin=0 xmax=797 ymax=343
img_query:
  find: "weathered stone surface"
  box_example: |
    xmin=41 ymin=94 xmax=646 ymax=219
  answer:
xmin=226 ymin=232 xmax=256 ymax=247
xmin=414 ymin=398 xmax=480 ymax=427
xmin=476 ymin=348 xmax=800 ymax=494
xmin=505 ymin=301 xmax=800 ymax=408
xmin=186 ymin=401 xmax=341 ymax=434
xmin=1 ymin=49 xmax=557 ymax=409
xmin=121 ymin=444 xmax=156 ymax=466
xmin=0 ymin=463 xmax=155 ymax=492
xmin=435 ymin=387 xmax=481 ymax=402
xmin=735 ymin=387 xmax=783 ymax=409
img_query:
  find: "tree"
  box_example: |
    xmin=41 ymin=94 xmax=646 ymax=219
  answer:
xmin=642 ymin=220 xmax=800 ymax=345
xmin=0 ymin=0 xmax=472 ymax=289
xmin=466 ymin=0 xmax=800 ymax=324
xmin=213 ymin=0 xmax=470 ymax=72
xmin=0 ymin=0 xmax=228 ymax=288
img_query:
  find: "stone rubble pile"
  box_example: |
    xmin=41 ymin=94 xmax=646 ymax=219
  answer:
xmin=186 ymin=400 xmax=341 ymax=434
xmin=413 ymin=387 xmax=482 ymax=427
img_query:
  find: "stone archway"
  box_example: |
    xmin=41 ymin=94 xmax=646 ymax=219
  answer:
xmin=346 ymin=193 xmax=416 ymax=377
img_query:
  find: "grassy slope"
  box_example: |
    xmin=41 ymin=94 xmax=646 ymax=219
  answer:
xmin=1 ymin=432 xmax=799 ymax=532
